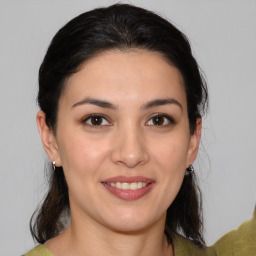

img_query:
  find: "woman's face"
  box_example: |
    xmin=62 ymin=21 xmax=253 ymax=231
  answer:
xmin=39 ymin=50 xmax=201 ymax=233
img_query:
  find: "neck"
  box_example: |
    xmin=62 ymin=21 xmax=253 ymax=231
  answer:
xmin=46 ymin=211 xmax=173 ymax=256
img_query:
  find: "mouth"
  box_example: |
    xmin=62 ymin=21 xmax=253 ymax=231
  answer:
xmin=101 ymin=176 xmax=154 ymax=200
xmin=104 ymin=181 xmax=149 ymax=190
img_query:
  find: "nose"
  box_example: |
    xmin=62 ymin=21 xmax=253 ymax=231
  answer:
xmin=110 ymin=126 xmax=149 ymax=168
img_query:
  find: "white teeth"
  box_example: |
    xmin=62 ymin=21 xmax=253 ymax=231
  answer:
xmin=129 ymin=182 xmax=137 ymax=190
xmin=116 ymin=182 xmax=122 ymax=189
xmin=106 ymin=182 xmax=148 ymax=190
xmin=121 ymin=183 xmax=130 ymax=190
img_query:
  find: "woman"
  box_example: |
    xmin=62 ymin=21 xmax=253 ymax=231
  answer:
xmin=23 ymin=4 xmax=255 ymax=256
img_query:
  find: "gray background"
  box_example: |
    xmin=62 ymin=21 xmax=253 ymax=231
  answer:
xmin=0 ymin=0 xmax=255 ymax=255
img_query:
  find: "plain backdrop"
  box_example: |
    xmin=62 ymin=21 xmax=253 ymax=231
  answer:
xmin=0 ymin=0 xmax=255 ymax=255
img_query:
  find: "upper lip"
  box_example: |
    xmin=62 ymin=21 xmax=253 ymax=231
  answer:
xmin=101 ymin=176 xmax=154 ymax=184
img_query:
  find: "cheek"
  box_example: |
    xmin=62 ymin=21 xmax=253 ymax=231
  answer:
xmin=148 ymin=133 xmax=190 ymax=208
xmin=151 ymin=134 xmax=190 ymax=173
xmin=57 ymin=132 xmax=110 ymax=180
xmin=57 ymin=134 xmax=111 ymax=210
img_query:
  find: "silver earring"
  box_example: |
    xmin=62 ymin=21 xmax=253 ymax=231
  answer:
xmin=185 ymin=164 xmax=194 ymax=176
xmin=52 ymin=160 xmax=56 ymax=171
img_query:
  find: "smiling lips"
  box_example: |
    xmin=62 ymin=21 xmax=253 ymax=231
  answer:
xmin=101 ymin=176 xmax=155 ymax=200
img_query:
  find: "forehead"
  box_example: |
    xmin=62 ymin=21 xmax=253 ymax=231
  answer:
xmin=61 ymin=49 xmax=186 ymax=108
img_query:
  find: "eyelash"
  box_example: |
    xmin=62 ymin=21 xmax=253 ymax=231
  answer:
xmin=145 ymin=114 xmax=176 ymax=127
xmin=82 ymin=114 xmax=111 ymax=127
xmin=81 ymin=113 xmax=176 ymax=128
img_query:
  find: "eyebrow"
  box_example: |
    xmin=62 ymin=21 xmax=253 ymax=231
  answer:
xmin=72 ymin=97 xmax=183 ymax=111
xmin=141 ymin=98 xmax=183 ymax=111
xmin=72 ymin=97 xmax=118 ymax=109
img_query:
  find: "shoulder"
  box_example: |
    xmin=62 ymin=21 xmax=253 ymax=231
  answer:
xmin=211 ymin=206 xmax=256 ymax=256
xmin=172 ymin=234 xmax=213 ymax=256
xmin=22 ymin=244 xmax=54 ymax=256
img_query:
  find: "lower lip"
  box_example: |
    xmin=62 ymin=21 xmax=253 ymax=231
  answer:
xmin=102 ymin=183 xmax=154 ymax=200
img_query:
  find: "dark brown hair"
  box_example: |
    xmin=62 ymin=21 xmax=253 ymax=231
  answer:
xmin=31 ymin=3 xmax=208 ymax=247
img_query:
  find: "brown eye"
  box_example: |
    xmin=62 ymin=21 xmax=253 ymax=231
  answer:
xmin=152 ymin=115 xmax=165 ymax=125
xmin=91 ymin=116 xmax=103 ymax=125
xmin=83 ymin=114 xmax=110 ymax=126
xmin=146 ymin=114 xmax=175 ymax=126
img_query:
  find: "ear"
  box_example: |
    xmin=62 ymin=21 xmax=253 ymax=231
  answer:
xmin=186 ymin=117 xmax=202 ymax=167
xmin=36 ymin=111 xmax=61 ymax=167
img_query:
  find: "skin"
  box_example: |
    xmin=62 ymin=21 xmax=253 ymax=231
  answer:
xmin=37 ymin=49 xmax=201 ymax=256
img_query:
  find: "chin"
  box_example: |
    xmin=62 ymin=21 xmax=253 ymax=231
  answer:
xmin=101 ymin=209 xmax=164 ymax=234
xmin=107 ymin=220 xmax=154 ymax=234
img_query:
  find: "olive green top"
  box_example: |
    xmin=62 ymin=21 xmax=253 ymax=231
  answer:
xmin=23 ymin=207 xmax=256 ymax=256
